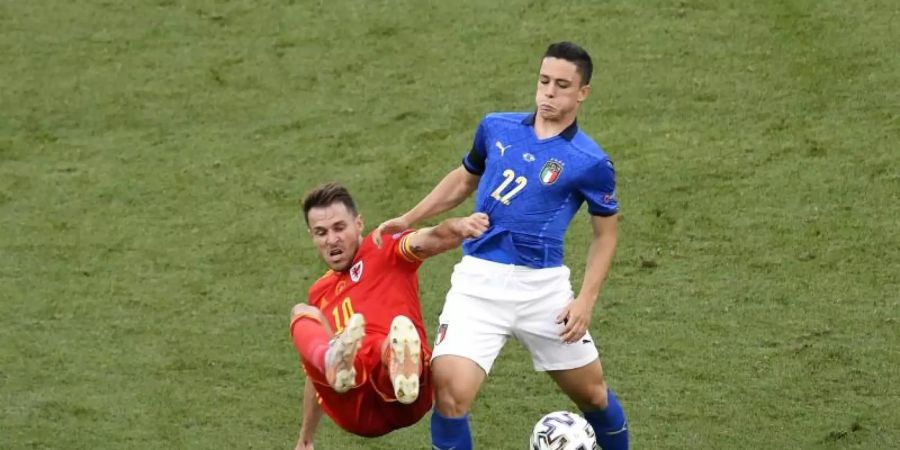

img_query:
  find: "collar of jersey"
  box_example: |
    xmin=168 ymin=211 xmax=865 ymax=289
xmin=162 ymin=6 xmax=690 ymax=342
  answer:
xmin=522 ymin=112 xmax=579 ymax=141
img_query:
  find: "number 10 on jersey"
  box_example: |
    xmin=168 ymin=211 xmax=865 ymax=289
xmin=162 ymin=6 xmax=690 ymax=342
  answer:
xmin=331 ymin=297 xmax=355 ymax=333
xmin=490 ymin=169 xmax=527 ymax=205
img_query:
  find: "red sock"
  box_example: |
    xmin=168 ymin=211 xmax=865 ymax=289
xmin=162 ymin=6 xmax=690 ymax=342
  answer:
xmin=290 ymin=316 xmax=331 ymax=373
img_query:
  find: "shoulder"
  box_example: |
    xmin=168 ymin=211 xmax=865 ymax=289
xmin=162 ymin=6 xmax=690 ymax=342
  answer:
xmin=569 ymin=130 xmax=614 ymax=167
xmin=314 ymin=269 xmax=335 ymax=282
xmin=568 ymin=130 xmax=606 ymax=159
xmin=361 ymin=230 xmax=412 ymax=259
xmin=359 ymin=231 xmax=382 ymax=255
xmin=362 ymin=229 xmax=422 ymax=270
xmin=308 ymin=270 xmax=336 ymax=299
xmin=563 ymin=131 xmax=617 ymax=185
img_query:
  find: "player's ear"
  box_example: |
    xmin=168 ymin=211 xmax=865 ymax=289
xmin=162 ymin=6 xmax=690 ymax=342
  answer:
xmin=577 ymin=84 xmax=591 ymax=103
xmin=355 ymin=214 xmax=364 ymax=232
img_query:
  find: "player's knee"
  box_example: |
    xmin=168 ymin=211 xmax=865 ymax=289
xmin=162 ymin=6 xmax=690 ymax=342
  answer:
xmin=290 ymin=303 xmax=319 ymax=319
xmin=432 ymin=356 xmax=484 ymax=416
xmin=290 ymin=303 xmax=305 ymax=317
xmin=434 ymin=385 xmax=474 ymax=417
xmin=580 ymin=383 xmax=609 ymax=410
xmin=433 ymin=372 xmax=476 ymax=417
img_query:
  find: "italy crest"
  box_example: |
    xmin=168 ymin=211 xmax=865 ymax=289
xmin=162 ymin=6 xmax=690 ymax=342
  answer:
xmin=540 ymin=159 xmax=564 ymax=185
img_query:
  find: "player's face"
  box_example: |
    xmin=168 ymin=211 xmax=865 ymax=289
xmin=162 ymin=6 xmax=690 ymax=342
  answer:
xmin=535 ymin=57 xmax=591 ymax=121
xmin=307 ymin=202 xmax=364 ymax=272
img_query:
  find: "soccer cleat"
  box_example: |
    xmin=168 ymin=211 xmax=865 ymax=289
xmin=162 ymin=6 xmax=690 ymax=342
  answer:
xmin=325 ymin=313 xmax=366 ymax=393
xmin=387 ymin=315 xmax=421 ymax=404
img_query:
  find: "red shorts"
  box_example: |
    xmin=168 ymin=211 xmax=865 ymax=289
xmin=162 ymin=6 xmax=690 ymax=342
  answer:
xmin=303 ymin=333 xmax=433 ymax=437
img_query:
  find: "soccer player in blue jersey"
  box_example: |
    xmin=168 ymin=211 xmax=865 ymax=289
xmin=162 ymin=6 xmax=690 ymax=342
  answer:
xmin=377 ymin=41 xmax=629 ymax=450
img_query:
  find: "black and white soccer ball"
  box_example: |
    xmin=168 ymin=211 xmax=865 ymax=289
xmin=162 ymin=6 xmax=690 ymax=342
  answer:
xmin=530 ymin=411 xmax=599 ymax=450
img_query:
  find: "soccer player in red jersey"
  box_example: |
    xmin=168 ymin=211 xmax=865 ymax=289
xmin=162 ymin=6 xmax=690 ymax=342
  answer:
xmin=289 ymin=182 xmax=489 ymax=449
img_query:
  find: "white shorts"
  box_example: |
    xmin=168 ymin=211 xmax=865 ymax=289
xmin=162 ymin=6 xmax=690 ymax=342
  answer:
xmin=431 ymin=256 xmax=600 ymax=373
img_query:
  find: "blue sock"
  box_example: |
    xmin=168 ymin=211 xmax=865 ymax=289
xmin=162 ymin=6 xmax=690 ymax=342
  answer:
xmin=582 ymin=389 xmax=629 ymax=450
xmin=431 ymin=409 xmax=472 ymax=450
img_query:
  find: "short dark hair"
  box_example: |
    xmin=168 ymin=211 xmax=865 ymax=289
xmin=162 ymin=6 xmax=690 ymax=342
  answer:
xmin=301 ymin=182 xmax=358 ymax=225
xmin=543 ymin=41 xmax=593 ymax=85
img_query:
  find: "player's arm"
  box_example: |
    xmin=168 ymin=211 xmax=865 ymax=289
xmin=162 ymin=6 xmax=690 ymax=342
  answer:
xmin=394 ymin=166 xmax=481 ymax=229
xmin=402 ymin=166 xmax=480 ymax=226
xmin=400 ymin=212 xmax=489 ymax=260
xmin=376 ymin=119 xmax=488 ymax=244
xmin=559 ymin=214 xmax=618 ymax=343
xmin=295 ymin=378 xmax=323 ymax=449
xmin=578 ymin=214 xmax=618 ymax=304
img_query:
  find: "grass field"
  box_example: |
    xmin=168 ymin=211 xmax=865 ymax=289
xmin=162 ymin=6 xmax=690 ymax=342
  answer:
xmin=2 ymin=0 xmax=898 ymax=448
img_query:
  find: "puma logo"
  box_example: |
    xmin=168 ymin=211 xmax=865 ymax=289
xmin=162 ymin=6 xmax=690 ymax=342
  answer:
xmin=495 ymin=140 xmax=511 ymax=157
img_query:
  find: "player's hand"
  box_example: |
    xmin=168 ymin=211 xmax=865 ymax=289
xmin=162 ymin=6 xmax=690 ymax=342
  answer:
xmin=455 ymin=212 xmax=490 ymax=239
xmin=556 ymin=296 xmax=594 ymax=344
xmin=373 ymin=215 xmax=410 ymax=247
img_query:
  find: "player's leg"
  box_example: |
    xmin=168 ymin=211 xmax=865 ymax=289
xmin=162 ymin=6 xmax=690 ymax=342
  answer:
xmin=289 ymin=303 xmax=367 ymax=393
xmin=382 ymin=314 xmax=422 ymax=404
xmin=430 ymin=294 xmax=511 ymax=450
xmin=289 ymin=303 xmax=333 ymax=374
xmin=323 ymin=312 xmax=366 ymax=393
xmin=430 ymin=256 xmax=517 ymax=450
xmin=512 ymin=270 xmax=628 ymax=450
xmin=548 ymin=360 xmax=629 ymax=450
xmin=431 ymin=355 xmax=486 ymax=450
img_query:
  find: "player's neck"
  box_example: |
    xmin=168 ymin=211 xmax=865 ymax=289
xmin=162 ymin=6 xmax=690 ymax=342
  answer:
xmin=534 ymin=113 xmax=576 ymax=140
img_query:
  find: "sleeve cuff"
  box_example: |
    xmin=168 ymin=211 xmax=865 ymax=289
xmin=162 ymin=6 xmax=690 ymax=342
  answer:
xmin=462 ymin=157 xmax=484 ymax=175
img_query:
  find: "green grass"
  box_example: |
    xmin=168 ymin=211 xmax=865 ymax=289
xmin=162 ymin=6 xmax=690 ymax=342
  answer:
xmin=2 ymin=0 xmax=898 ymax=448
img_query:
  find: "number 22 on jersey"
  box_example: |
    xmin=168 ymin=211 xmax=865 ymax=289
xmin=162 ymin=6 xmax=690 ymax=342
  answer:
xmin=490 ymin=169 xmax=527 ymax=205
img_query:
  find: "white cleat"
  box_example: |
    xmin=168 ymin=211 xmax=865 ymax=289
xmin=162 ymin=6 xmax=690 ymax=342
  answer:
xmin=387 ymin=315 xmax=421 ymax=404
xmin=325 ymin=313 xmax=366 ymax=393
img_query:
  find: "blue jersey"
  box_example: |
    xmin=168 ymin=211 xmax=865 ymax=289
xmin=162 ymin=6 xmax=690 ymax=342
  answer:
xmin=461 ymin=112 xmax=618 ymax=269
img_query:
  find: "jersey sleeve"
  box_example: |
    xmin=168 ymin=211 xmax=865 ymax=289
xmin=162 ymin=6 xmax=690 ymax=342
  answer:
xmin=461 ymin=117 xmax=488 ymax=175
xmin=580 ymin=158 xmax=619 ymax=216
xmin=375 ymin=230 xmax=424 ymax=272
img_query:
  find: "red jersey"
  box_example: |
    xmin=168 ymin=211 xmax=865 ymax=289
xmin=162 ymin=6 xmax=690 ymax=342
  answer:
xmin=306 ymin=230 xmax=433 ymax=437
